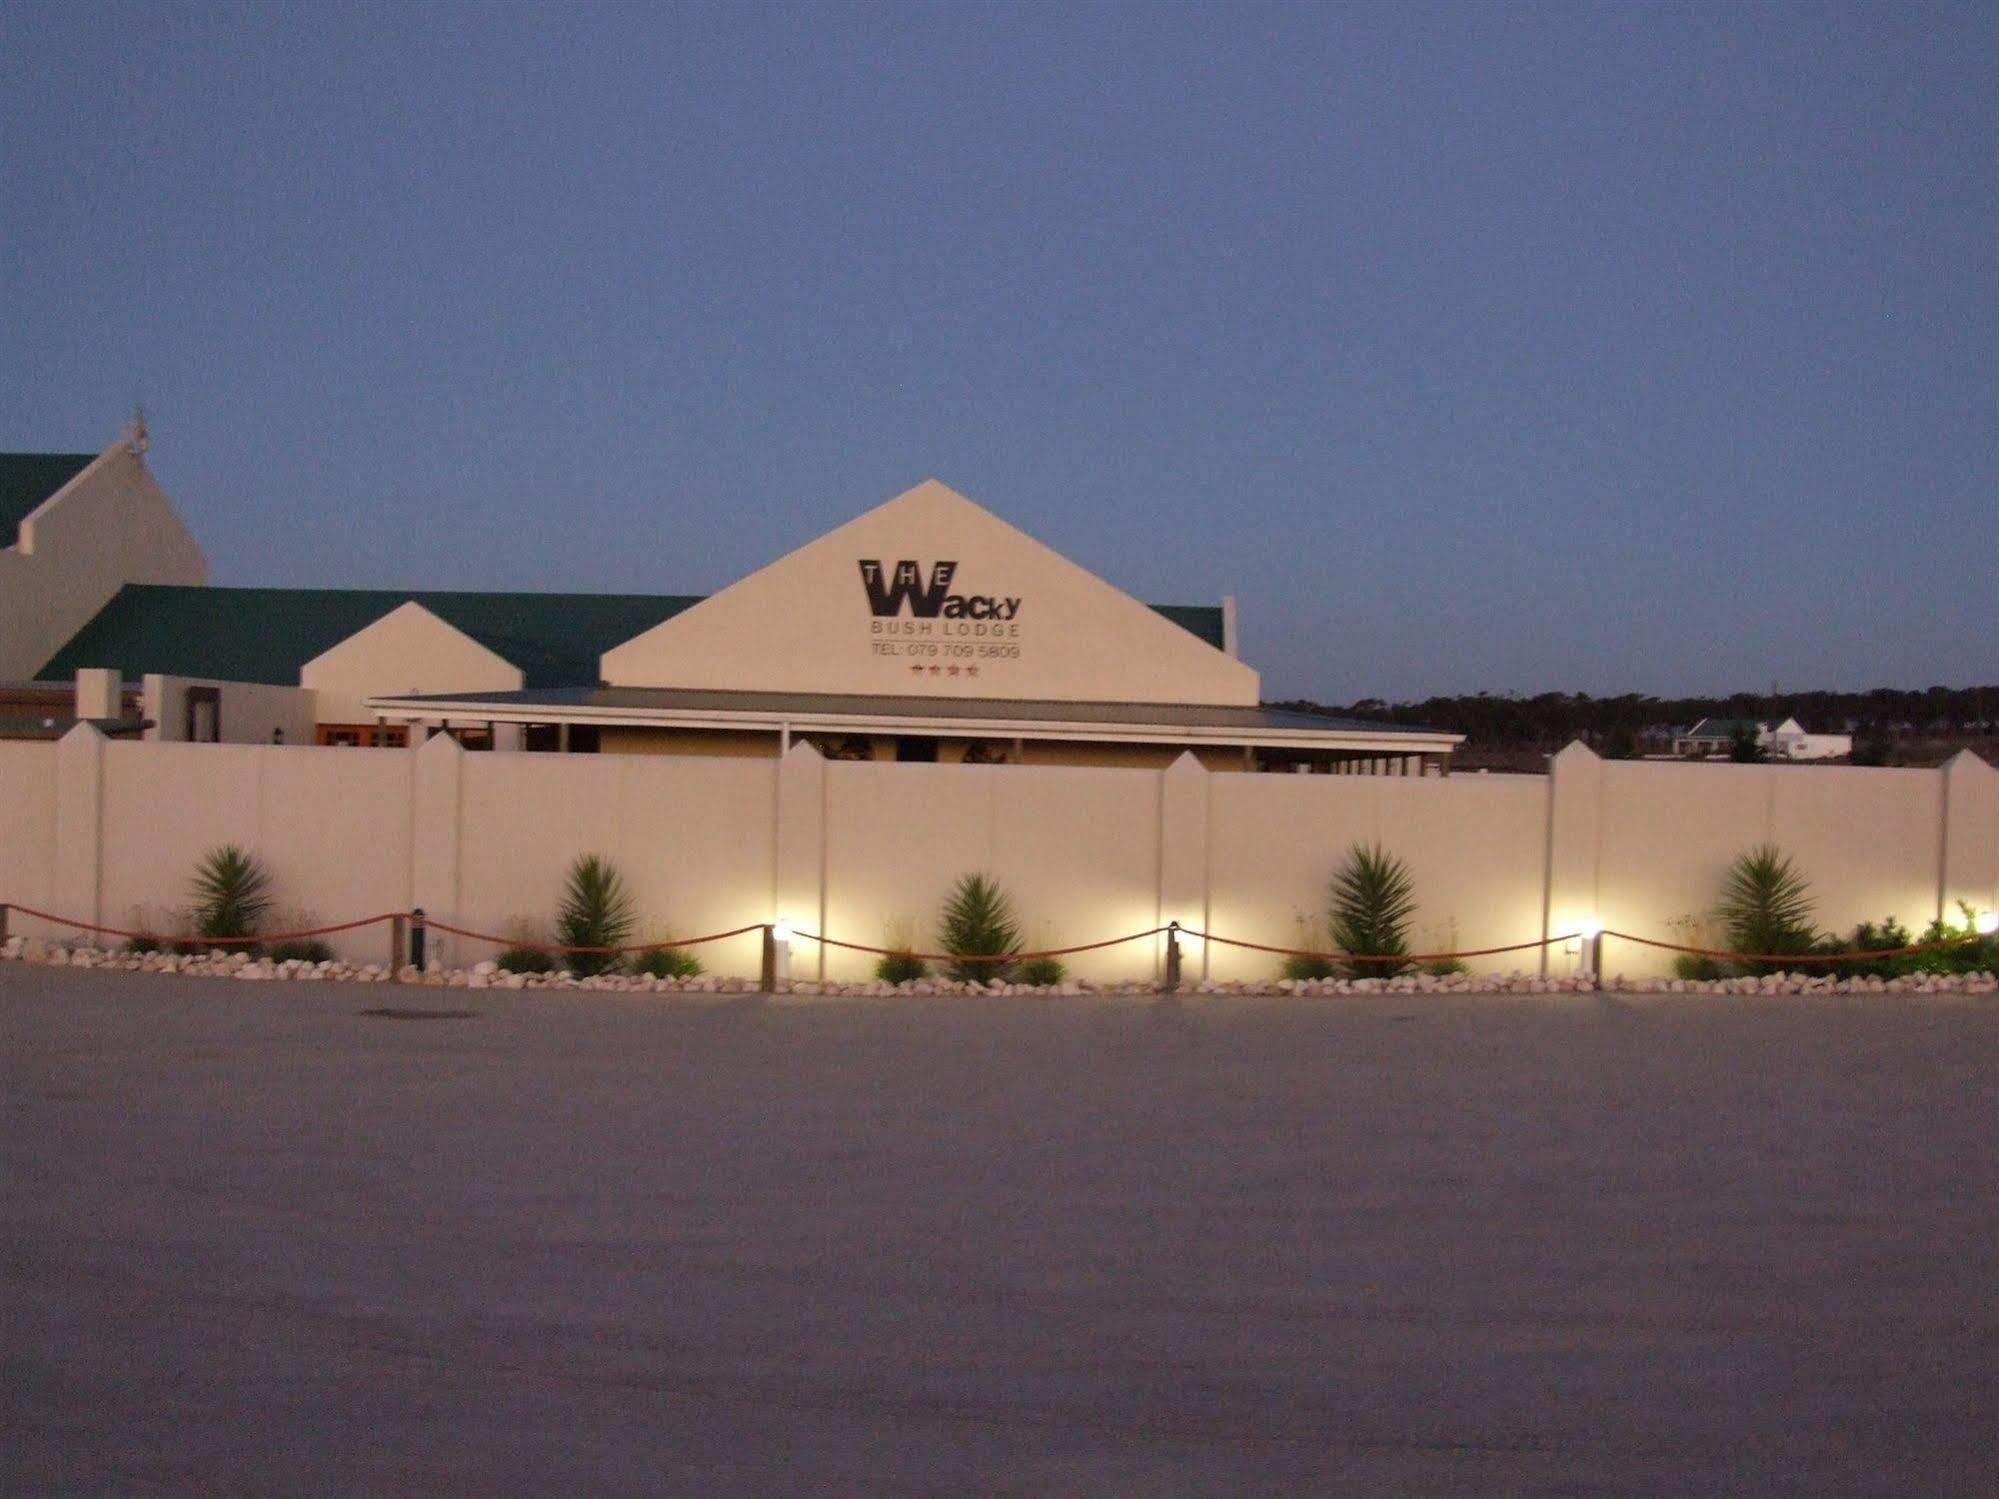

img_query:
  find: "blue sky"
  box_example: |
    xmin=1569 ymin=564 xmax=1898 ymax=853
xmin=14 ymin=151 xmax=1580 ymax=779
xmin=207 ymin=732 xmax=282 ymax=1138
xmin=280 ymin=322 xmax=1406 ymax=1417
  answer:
xmin=3 ymin=1 xmax=1992 ymax=700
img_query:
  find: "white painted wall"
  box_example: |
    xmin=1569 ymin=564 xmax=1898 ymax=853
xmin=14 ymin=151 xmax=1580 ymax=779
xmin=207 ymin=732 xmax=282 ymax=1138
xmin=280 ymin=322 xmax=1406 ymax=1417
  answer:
xmin=602 ymin=480 xmax=1258 ymax=706
xmin=0 ymin=442 xmax=206 ymax=680
xmin=2 ymin=733 xmax=1990 ymax=978
xmin=142 ymin=675 xmax=318 ymax=746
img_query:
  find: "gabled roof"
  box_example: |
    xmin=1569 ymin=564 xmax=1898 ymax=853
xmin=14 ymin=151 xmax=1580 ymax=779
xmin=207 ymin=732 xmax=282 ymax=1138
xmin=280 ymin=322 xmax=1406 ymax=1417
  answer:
xmin=1 ymin=452 xmax=97 ymax=544
xmin=37 ymin=585 xmax=704 ymax=690
xmin=1681 ymin=717 xmax=1771 ymax=739
xmin=37 ymin=585 xmax=1228 ymax=691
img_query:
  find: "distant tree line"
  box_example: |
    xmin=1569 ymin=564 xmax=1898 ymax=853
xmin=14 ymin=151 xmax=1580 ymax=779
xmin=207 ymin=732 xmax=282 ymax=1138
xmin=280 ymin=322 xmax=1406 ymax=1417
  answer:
xmin=1272 ymin=684 xmax=1999 ymax=758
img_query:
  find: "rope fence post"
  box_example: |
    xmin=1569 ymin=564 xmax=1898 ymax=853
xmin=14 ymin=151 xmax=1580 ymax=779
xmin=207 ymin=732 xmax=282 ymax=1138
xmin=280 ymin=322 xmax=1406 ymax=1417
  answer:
xmin=759 ymin=924 xmax=777 ymax=992
xmin=0 ymin=903 xmax=9 ymax=946
xmin=1164 ymin=921 xmax=1182 ymax=990
xmin=390 ymin=913 xmax=407 ymax=974
xmin=410 ymin=909 xmax=426 ymax=972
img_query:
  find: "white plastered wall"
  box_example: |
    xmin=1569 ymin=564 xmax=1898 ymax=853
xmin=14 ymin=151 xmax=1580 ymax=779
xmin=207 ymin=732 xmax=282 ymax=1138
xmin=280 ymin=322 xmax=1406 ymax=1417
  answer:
xmin=601 ymin=480 xmax=1258 ymax=706
xmin=2 ymin=732 xmax=1991 ymax=979
xmin=300 ymin=601 xmax=524 ymax=723
xmin=143 ymin=675 xmax=318 ymax=745
xmin=0 ymin=443 xmax=207 ymax=680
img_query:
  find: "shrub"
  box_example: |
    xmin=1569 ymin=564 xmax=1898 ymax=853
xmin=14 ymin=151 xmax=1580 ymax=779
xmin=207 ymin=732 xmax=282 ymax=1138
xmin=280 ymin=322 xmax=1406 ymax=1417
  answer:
xmin=270 ymin=939 xmax=335 ymax=964
xmin=497 ymin=945 xmax=555 ymax=974
xmin=1728 ymin=724 xmax=1765 ymax=763
xmin=1017 ymin=954 xmax=1066 ymax=987
xmin=875 ymin=924 xmax=928 ymax=985
xmin=939 ymin=873 xmax=1020 ymax=983
xmin=1909 ymin=902 xmax=1999 ymax=976
xmin=1329 ymin=842 xmax=1417 ymax=977
xmin=1716 ymin=845 xmax=1817 ymax=971
xmin=124 ymin=933 xmax=163 ymax=955
xmin=1280 ymin=951 xmax=1338 ymax=982
xmin=1674 ymin=953 xmax=1725 ymax=981
xmin=556 ymin=853 xmax=635 ymax=977
xmin=1422 ymin=958 xmax=1469 ymax=977
xmin=632 ymin=943 xmax=703 ymax=979
xmin=189 ymin=844 xmax=273 ymax=953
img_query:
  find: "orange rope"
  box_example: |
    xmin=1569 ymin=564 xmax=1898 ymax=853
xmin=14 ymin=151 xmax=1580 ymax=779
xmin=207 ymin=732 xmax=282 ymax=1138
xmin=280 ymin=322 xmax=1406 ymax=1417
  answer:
xmin=411 ymin=917 xmax=766 ymax=954
xmin=1 ymin=905 xmax=401 ymax=946
xmin=1602 ymin=929 xmax=1987 ymax=964
xmin=1182 ymin=928 xmax=1582 ymax=962
xmin=789 ymin=927 xmax=1169 ymax=962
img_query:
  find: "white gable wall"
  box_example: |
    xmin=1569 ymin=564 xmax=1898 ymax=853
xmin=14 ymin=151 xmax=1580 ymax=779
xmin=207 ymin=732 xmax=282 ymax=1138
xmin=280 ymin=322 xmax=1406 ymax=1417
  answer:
xmin=0 ymin=443 xmax=207 ymax=680
xmin=301 ymin=601 xmax=524 ymax=723
xmin=602 ymin=481 xmax=1259 ymax=706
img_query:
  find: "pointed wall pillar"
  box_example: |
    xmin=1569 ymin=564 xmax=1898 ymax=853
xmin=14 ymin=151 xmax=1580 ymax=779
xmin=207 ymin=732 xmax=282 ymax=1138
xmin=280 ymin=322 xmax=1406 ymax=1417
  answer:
xmin=1159 ymin=751 xmax=1211 ymax=981
xmin=53 ymin=723 xmax=107 ymax=930
xmin=410 ymin=732 xmax=464 ymax=967
xmin=775 ymin=741 xmax=827 ymax=978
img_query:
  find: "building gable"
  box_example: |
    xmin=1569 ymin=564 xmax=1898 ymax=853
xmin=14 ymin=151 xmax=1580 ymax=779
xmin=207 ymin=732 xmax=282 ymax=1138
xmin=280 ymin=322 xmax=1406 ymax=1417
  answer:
xmin=301 ymin=601 xmax=525 ymax=722
xmin=600 ymin=480 xmax=1260 ymax=706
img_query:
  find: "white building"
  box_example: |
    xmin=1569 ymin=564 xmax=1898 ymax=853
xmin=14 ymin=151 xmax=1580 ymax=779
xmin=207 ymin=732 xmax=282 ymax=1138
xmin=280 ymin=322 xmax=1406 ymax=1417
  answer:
xmin=1672 ymin=716 xmax=1854 ymax=761
xmin=8 ymin=433 xmax=1459 ymax=772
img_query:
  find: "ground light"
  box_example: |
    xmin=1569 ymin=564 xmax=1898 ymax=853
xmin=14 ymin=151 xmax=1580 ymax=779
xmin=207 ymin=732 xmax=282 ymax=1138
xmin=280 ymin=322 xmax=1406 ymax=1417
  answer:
xmin=1976 ymin=910 xmax=1999 ymax=936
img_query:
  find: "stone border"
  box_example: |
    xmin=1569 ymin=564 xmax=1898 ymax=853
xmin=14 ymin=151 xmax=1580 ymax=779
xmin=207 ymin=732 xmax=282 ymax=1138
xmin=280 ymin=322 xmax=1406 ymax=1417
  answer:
xmin=5 ymin=936 xmax=1994 ymax=998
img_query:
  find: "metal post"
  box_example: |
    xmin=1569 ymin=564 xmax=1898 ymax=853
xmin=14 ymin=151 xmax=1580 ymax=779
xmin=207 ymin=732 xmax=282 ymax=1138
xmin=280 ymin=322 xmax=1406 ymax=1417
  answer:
xmin=390 ymin=914 xmax=407 ymax=973
xmin=759 ymin=924 xmax=777 ymax=992
xmin=410 ymin=909 xmax=426 ymax=972
xmin=0 ymin=903 xmax=10 ymax=945
xmin=1580 ymin=931 xmax=1600 ymax=980
xmin=1164 ymin=921 xmax=1182 ymax=990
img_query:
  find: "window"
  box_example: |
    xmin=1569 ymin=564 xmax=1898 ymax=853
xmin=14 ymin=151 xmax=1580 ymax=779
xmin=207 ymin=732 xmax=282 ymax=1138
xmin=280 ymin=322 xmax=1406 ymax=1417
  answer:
xmin=184 ymin=686 xmax=221 ymax=743
xmin=315 ymin=723 xmax=409 ymax=748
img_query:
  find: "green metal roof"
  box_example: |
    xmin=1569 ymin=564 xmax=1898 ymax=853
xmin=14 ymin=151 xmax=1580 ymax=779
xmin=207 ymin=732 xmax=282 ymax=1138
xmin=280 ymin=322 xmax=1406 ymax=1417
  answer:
xmin=1683 ymin=717 xmax=1769 ymax=739
xmin=1148 ymin=604 xmax=1224 ymax=651
xmin=1 ymin=452 xmax=97 ymax=544
xmin=38 ymin=588 xmax=1231 ymax=690
xmin=38 ymin=585 xmax=705 ymax=690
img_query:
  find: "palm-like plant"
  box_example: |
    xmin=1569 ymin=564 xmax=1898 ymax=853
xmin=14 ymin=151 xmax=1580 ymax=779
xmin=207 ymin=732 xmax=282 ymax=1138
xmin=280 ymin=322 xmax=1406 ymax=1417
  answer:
xmin=190 ymin=844 xmax=273 ymax=944
xmin=939 ymin=873 xmax=1020 ymax=984
xmin=556 ymin=854 xmax=635 ymax=976
xmin=1329 ymin=842 xmax=1417 ymax=977
xmin=1716 ymin=845 xmax=1816 ymax=967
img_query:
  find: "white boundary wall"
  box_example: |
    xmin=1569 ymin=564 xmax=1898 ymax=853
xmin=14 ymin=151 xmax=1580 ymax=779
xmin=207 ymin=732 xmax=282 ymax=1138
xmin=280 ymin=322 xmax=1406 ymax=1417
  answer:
xmin=1 ymin=732 xmax=1993 ymax=980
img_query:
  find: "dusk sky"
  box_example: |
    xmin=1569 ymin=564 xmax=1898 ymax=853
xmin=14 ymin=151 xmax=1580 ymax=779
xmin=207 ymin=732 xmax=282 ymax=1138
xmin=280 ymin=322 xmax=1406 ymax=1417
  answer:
xmin=3 ymin=2 xmax=1992 ymax=702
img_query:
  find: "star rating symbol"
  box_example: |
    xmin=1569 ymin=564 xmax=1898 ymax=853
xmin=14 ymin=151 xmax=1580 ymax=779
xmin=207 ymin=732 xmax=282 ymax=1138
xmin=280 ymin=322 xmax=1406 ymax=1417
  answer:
xmin=946 ymin=665 xmax=960 ymax=676
xmin=928 ymin=665 xmax=941 ymax=675
xmin=909 ymin=665 xmax=923 ymax=675
xmin=966 ymin=665 xmax=979 ymax=677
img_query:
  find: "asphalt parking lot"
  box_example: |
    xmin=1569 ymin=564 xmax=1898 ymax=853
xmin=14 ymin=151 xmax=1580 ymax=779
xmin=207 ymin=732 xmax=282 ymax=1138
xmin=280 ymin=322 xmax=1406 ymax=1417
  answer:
xmin=5 ymin=962 xmax=1996 ymax=1496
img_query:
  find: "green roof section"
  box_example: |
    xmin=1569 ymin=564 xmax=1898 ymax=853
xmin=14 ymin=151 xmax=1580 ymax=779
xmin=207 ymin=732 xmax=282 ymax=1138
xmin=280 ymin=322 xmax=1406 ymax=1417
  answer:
xmin=38 ymin=589 xmax=1233 ymax=690
xmin=1147 ymin=604 xmax=1225 ymax=651
xmin=38 ymin=585 xmax=704 ymax=690
xmin=1 ymin=452 xmax=98 ymax=545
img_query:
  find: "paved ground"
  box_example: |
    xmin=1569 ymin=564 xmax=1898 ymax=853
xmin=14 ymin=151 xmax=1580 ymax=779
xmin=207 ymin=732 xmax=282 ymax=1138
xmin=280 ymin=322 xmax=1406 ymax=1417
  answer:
xmin=4 ymin=964 xmax=1996 ymax=1497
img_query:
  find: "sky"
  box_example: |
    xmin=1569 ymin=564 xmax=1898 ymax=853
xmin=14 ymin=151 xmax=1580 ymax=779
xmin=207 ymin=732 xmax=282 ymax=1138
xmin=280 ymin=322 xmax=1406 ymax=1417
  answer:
xmin=2 ymin=1 xmax=1992 ymax=702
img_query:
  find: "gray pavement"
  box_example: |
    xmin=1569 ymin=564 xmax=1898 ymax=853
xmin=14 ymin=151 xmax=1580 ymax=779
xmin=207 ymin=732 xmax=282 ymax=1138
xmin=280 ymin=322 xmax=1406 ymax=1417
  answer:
xmin=4 ymin=962 xmax=1996 ymax=1496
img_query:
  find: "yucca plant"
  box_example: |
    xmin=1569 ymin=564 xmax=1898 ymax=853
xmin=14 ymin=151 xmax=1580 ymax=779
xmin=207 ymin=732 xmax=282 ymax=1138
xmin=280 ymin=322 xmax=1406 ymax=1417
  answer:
xmin=1329 ymin=842 xmax=1417 ymax=977
xmin=189 ymin=844 xmax=273 ymax=947
xmin=556 ymin=854 xmax=635 ymax=976
xmin=939 ymin=872 xmax=1020 ymax=984
xmin=1716 ymin=844 xmax=1817 ymax=970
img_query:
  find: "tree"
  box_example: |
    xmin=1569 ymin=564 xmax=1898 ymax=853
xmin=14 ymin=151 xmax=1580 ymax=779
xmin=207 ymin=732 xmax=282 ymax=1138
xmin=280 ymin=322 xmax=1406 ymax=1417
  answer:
xmin=1728 ymin=723 xmax=1765 ymax=763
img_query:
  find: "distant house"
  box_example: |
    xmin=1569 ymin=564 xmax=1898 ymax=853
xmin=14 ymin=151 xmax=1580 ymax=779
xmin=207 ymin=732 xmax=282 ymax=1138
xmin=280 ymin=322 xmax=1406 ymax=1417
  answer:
xmin=1671 ymin=717 xmax=1853 ymax=761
